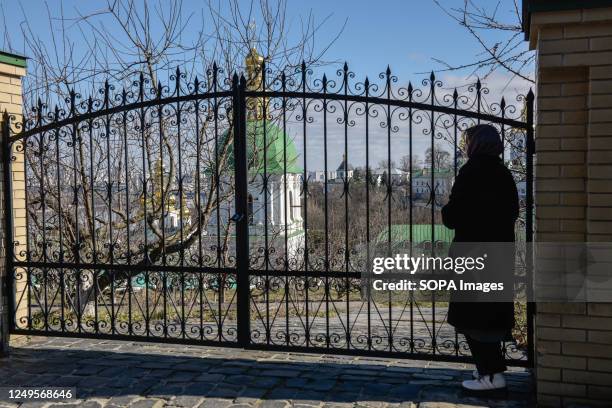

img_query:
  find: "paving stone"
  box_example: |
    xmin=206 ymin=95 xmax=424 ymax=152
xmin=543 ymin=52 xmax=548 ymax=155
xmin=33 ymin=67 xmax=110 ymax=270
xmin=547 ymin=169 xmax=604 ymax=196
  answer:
xmin=147 ymin=385 xmax=186 ymax=399
xmin=418 ymin=386 xmax=460 ymax=403
xmin=210 ymin=368 xmax=248 ymax=375
xmin=341 ymin=369 xmax=382 ymax=377
xmin=129 ymin=399 xmax=166 ymax=408
xmin=166 ymin=372 xmax=199 ymax=383
xmin=233 ymin=396 xmax=260 ymax=406
xmin=292 ymin=389 xmax=329 ymax=403
xmin=169 ymin=396 xmax=204 ymax=408
xmin=262 ymin=370 xmax=301 ymax=378
xmin=182 ymin=382 xmax=216 ymax=396
xmin=78 ymin=401 xmax=105 ymax=408
xmin=199 ymin=399 xmax=233 ymax=408
xmin=394 ymin=403 xmax=417 ymax=408
xmin=250 ymin=378 xmax=280 ymax=388
xmin=263 ymin=388 xmax=297 ymax=400
xmin=331 ymin=383 xmax=362 ymax=394
xmin=223 ymin=375 xmax=256 ymax=386
xmin=362 ymin=383 xmax=393 ymax=396
xmin=210 ymin=387 xmax=242 ymax=399
xmin=127 ymin=380 xmax=160 ymax=395
xmin=256 ymin=401 xmax=288 ymax=408
xmin=47 ymin=404 xmax=81 ymax=408
xmin=94 ymin=367 xmax=128 ymax=378
xmin=108 ymin=395 xmax=141 ymax=406
xmin=408 ymin=380 xmax=445 ymax=386
xmin=384 ymin=367 xmax=424 ymax=374
xmin=194 ymin=374 xmax=225 ymax=383
xmin=72 ymin=366 xmax=105 ymax=376
xmin=4 ymin=338 xmax=535 ymax=408
xmin=106 ymin=378 xmax=140 ymax=389
xmin=354 ymin=401 xmax=387 ymax=408
xmin=387 ymin=384 xmax=421 ymax=399
xmin=237 ymin=387 xmax=267 ymax=401
xmin=147 ymin=369 xmax=176 ymax=379
xmin=173 ymin=363 xmax=213 ymax=372
xmin=411 ymin=373 xmax=454 ymax=381
xmin=303 ymin=381 xmax=335 ymax=392
xmin=15 ymin=403 xmax=48 ymax=408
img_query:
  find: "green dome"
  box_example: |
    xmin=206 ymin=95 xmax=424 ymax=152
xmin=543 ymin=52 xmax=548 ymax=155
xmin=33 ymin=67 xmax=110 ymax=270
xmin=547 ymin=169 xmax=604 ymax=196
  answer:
xmin=222 ymin=120 xmax=302 ymax=175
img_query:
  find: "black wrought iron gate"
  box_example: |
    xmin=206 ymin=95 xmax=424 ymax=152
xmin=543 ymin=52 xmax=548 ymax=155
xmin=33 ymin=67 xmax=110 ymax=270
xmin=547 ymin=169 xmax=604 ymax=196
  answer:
xmin=3 ymin=62 xmax=534 ymax=366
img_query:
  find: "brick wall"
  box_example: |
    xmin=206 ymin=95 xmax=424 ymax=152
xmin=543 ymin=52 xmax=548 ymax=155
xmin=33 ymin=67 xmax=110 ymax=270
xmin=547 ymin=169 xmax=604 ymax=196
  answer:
xmin=529 ymin=8 xmax=612 ymax=407
xmin=0 ymin=53 xmax=26 ymax=355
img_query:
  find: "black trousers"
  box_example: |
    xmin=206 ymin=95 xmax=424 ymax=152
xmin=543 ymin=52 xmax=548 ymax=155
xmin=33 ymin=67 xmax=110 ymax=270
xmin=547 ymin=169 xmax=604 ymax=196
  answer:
xmin=466 ymin=336 xmax=507 ymax=375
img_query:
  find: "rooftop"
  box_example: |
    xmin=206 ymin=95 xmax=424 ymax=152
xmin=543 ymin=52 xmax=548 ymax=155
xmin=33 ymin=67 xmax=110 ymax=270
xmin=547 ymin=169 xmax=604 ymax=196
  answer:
xmin=222 ymin=120 xmax=302 ymax=174
xmin=0 ymin=50 xmax=27 ymax=68
xmin=376 ymin=224 xmax=455 ymax=245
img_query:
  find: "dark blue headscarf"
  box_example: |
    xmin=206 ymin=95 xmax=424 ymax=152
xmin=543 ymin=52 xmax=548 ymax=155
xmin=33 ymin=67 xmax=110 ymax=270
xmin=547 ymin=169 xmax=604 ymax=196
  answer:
xmin=465 ymin=124 xmax=503 ymax=159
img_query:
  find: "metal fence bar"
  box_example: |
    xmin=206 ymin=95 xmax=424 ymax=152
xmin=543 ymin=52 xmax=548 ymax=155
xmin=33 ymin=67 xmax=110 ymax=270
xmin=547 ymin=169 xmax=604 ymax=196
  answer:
xmin=233 ymin=74 xmax=250 ymax=347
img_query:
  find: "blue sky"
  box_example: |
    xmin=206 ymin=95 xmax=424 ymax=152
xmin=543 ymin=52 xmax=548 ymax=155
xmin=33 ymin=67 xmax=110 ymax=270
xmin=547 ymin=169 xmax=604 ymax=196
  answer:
xmin=1 ymin=0 xmax=533 ymax=170
xmin=2 ymin=0 xmax=531 ymax=85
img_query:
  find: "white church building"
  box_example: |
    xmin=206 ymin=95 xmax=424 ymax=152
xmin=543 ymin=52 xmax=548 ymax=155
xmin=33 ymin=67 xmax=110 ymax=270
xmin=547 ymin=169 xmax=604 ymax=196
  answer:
xmin=207 ymin=48 xmax=305 ymax=261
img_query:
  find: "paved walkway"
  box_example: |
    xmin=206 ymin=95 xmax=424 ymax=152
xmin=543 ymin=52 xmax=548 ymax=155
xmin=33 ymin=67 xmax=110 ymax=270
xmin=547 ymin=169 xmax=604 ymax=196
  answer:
xmin=1 ymin=337 xmax=534 ymax=408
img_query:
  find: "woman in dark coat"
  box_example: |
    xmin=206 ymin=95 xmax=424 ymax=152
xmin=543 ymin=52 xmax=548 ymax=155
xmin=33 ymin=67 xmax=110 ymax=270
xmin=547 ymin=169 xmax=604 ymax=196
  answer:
xmin=442 ymin=124 xmax=519 ymax=393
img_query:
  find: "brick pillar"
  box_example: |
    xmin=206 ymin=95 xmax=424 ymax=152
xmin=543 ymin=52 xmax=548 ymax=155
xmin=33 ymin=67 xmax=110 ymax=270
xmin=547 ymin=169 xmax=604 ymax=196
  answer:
xmin=0 ymin=51 xmax=26 ymax=356
xmin=527 ymin=6 xmax=612 ymax=407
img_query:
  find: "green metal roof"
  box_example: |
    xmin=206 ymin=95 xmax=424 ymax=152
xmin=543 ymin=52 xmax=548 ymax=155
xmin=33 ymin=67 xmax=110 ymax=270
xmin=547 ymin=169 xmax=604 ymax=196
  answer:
xmin=224 ymin=120 xmax=302 ymax=175
xmin=411 ymin=168 xmax=453 ymax=178
xmin=0 ymin=50 xmax=27 ymax=68
xmin=376 ymin=224 xmax=455 ymax=245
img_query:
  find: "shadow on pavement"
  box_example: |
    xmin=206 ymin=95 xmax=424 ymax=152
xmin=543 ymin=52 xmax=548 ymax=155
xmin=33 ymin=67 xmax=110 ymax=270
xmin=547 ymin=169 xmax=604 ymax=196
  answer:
xmin=0 ymin=338 xmax=535 ymax=407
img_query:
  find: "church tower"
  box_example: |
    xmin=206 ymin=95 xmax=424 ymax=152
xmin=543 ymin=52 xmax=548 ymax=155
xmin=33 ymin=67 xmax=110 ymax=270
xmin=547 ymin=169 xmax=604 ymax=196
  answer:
xmin=209 ymin=47 xmax=305 ymax=259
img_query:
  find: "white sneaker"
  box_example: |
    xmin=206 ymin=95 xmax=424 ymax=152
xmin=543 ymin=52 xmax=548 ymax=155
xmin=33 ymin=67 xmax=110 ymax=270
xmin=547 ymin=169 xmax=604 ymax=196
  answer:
xmin=462 ymin=373 xmax=507 ymax=392
xmin=472 ymin=369 xmax=479 ymax=379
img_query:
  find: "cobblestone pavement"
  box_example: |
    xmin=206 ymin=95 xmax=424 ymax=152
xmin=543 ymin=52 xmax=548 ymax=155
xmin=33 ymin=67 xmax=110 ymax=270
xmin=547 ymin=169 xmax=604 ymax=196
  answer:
xmin=0 ymin=337 xmax=535 ymax=408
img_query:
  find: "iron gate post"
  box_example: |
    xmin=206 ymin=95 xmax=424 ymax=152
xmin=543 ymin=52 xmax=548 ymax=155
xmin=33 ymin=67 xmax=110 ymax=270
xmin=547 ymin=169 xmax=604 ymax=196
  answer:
xmin=525 ymin=89 xmax=535 ymax=367
xmin=233 ymin=74 xmax=250 ymax=347
xmin=1 ymin=112 xmax=14 ymax=356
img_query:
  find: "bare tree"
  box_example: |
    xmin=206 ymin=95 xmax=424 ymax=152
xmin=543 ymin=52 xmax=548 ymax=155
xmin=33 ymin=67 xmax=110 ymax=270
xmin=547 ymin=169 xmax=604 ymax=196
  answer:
xmin=377 ymin=159 xmax=396 ymax=170
xmin=431 ymin=0 xmax=534 ymax=83
xmin=9 ymin=0 xmax=342 ymax=319
xmin=424 ymin=144 xmax=451 ymax=170
xmin=399 ymin=154 xmax=420 ymax=173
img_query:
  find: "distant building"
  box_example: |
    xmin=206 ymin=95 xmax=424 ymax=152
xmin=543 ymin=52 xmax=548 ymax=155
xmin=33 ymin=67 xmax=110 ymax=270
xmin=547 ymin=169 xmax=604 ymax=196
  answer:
xmin=411 ymin=168 xmax=453 ymax=200
xmin=307 ymin=156 xmax=356 ymax=184
xmin=372 ymin=167 xmax=409 ymax=185
xmin=308 ymin=170 xmax=336 ymax=183
xmin=336 ymin=155 xmax=354 ymax=181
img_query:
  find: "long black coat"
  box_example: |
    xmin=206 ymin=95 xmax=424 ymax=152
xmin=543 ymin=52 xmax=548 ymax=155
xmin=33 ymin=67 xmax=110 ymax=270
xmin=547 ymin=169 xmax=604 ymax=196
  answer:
xmin=442 ymin=154 xmax=519 ymax=331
